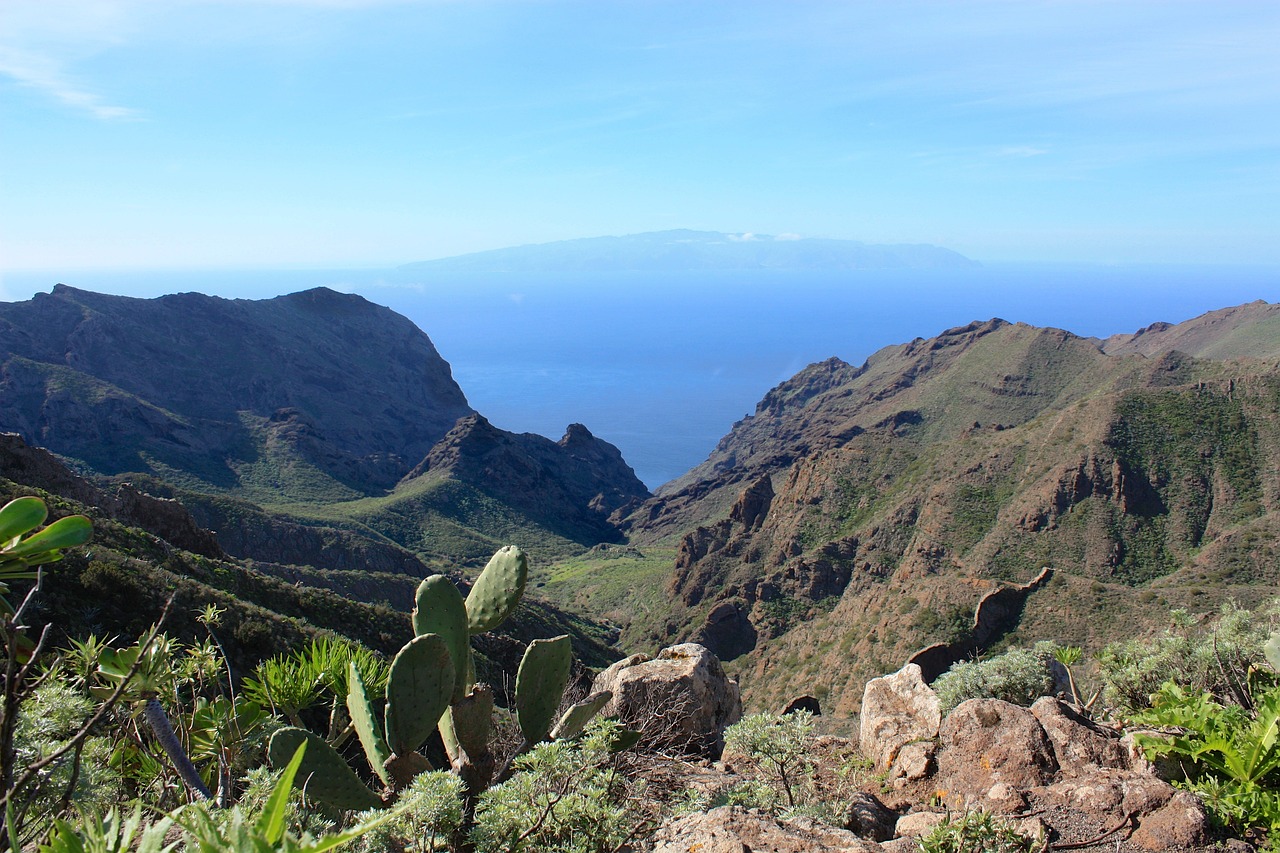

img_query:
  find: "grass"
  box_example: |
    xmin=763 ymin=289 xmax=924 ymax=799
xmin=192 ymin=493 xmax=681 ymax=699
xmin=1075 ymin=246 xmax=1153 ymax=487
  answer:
xmin=537 ymin=547 xmax=677 ymax=649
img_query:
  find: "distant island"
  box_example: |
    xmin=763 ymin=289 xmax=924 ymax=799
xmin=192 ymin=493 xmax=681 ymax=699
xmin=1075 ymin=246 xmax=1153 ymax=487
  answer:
xmin=398 ymin=229 xmax=979 ymax=273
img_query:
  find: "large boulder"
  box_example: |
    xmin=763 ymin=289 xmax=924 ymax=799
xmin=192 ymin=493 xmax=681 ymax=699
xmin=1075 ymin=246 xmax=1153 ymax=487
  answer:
xmin=1030 ymin=697 xmax=1128 ymax=777
xmin=590 ymin=643 xmax=741 ymax=757
xmin=935 ymin=699 xmax=1057 ymax=806
xmin=859 ymin=663 xmax=941 ymax=770
xmin=648 ymin=806 xmax=882 ymax=853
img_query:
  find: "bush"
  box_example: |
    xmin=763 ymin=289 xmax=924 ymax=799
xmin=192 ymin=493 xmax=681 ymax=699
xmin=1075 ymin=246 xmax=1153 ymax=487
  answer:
xmin=932 ymin=643 xmax=1059 ymax=714
xmin=1098 ymin=601 xmax=1278 ymax=714
xmin=918 ymin=810 xmax=1046 ymax=853
xmin=470 ymin=720 xmax=652 ymax=853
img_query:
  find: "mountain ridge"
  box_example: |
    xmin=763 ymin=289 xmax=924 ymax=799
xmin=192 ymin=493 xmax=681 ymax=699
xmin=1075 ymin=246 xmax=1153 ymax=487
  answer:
xmin=399 ymin=229 xmax=979 ymax=273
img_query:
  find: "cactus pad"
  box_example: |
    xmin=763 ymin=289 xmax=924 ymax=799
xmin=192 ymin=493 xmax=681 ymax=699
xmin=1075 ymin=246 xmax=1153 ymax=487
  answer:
xmin=346 ymin=660 xmax=392 ymax=787
xmin=412 ymin=574 xmax=470 ymax=702
xmin=268 ymin=727 xmax=383 ymax=811
xmin=465 ymin=546 xmax=528 ymax=634
xmin=384 ymin=633 xmax=454 ymax=757
xmin=515 ymin=635 xmax=572 ymax=744
xmin=550 ymin=690 xmax=612 ymax=741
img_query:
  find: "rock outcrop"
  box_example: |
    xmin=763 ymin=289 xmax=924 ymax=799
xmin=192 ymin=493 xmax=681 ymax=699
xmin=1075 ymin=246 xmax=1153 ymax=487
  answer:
xmin=858 ymin=663 xmax=941 ymax=771
xmin=591 ymin=643 xmax=742 ymax=757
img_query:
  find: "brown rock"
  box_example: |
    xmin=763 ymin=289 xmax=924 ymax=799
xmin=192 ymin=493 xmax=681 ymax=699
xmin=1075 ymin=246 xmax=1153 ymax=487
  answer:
xmin=893 ymin=811 xmax=946 ymax=838
xmin=889 ymin=741 xmax=936 ymax=785
xmin=1030 ymin=697 xmax=1128 ymax=776
xmin=591 ymin=643 xmax=742 ymax=757
xmin=647 ymin=806 xmax=882 ymax=853
xmin=845 ymin=791 xmax=896 ymax=841
xmin=935 ymin=699 xmax=1056 ymax=806
xmin=1130 ymin=790 xmax=1210 ymax=851
xmin=859 ymin=663 xmax=941 ymax=770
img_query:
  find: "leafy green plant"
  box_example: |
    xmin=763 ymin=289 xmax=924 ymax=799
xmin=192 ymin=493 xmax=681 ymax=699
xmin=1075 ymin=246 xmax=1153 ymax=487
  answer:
xmin=932 ymin=643 xmax=1059 ymax=715
xmin=38 ymin=806 xmax=176 ymax=853
xmin=1132 ymin=681 xmax=1280 ymax=839
xmin=1099 ymin=601 xmax=1277 ymax=713
xmin=469 ymin=719 xmax=652 ymax=853
xmin=1 ymin=497 xmax=92 ymax=849
xmin=723 ymin=711 xmax=817 ymax=810
xmin=917 ymin=810 xmax=1046 ymax=853
xmin=175 ymin=742 xmax=397 ymax=853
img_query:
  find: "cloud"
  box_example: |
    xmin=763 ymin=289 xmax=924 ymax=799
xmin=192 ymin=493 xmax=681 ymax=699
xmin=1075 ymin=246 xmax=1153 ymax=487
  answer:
xmin=0 ymin=1 xmax=140 ymax=120
xmin=0 ymin=47 xmax=140 ymax=120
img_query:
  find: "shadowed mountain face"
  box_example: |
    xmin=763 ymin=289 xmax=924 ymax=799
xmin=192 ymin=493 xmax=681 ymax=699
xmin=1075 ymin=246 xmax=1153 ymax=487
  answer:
xmin=623 ymin=301 xmax=1280 ymax=713
xmin=0 ymin=285 xmax=650 ymax=560
xmin=0 ymin=285 xmax=474 ymax=491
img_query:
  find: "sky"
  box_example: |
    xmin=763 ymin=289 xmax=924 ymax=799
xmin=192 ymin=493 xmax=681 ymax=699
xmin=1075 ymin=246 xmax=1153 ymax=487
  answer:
xmin=2 ymin=0 xmax=1279 ymax=276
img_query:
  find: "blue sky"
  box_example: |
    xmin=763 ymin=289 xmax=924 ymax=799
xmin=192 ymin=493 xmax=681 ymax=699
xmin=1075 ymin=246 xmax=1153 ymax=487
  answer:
xmin=2 ymin=0 xmax=1279 ymax=274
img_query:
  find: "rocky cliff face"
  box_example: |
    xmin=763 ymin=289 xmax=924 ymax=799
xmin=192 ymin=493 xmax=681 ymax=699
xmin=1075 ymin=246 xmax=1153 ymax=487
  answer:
xmin=626 ymin=303 xmax=1280 ymax=713
xmin=0 ymin=285 xmax=473 ymax=492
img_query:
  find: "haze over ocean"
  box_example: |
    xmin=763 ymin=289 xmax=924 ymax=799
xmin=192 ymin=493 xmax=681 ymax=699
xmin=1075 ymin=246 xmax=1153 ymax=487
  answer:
xmin=4 ymin=264 xmax=1278 ymax=489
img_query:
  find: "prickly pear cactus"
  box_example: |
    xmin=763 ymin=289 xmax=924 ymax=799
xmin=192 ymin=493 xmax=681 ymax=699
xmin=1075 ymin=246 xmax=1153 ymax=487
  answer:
xmin=551 ymin=691 xmax=612 ymax=741
xmin=465 ymin=546 xmax=528 ymax=634
xmin=268 ymin=727 xmax=384 ymax=811
xmin=413 ymin=574 xmax=471 ymax=702
xmin=384 ymin=633 xmax=454 ymax=757
xmin=515 ymin=635 xmax=572 ymax=744
xmin=347 ymin=661 xmax=392 ymax=787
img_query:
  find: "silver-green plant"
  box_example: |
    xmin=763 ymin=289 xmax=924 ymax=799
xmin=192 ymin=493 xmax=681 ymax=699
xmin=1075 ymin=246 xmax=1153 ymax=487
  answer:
xmin=267 ymin=546 xmax=622 ymax=817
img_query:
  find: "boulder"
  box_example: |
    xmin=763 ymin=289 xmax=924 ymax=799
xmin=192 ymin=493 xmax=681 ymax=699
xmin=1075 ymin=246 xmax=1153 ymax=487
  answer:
xmin=647 ymin=807 xmax=882 ymax=853
xmin=935 ymin=699 xmax=1056 ymax=806
xmin=591 ymin=643 xmax=742 ymax=757
xmin=888 ymin=741 xmax=936 ymax=787
xmin=1030 ymin=697 xmax=1127 ymax=776
xmin=844 ymin=791 xmax=897 ymax=841
xmin=1131 ymin=791 xmax=1210 ymax=851
xmin=859 ymin=663 xmax=941 ymax=770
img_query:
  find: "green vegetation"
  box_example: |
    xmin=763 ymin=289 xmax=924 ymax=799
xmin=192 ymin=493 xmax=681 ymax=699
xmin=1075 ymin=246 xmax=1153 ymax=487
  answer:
xmin=932 ymin=642 xmax=1060 ymax=715
xmin=918 ymin=810 xmax=1046 ymax=853
xmin=1097 ymin=601 xmax=1276 ymax=713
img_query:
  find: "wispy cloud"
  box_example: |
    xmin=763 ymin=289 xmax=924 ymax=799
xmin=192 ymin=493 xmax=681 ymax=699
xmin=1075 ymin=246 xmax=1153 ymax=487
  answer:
xmin=0 ymin=1 xmax=140 ymax=120
xmin=0 ymin=47 xmax=140 ymax=120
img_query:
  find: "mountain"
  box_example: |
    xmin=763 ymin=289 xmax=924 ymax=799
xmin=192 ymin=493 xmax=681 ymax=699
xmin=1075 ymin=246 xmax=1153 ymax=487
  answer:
xmin=398 ymin=229 xmax=979 ymax=273
xmin=617 ymin=301 xmax=1280 ymax=714
xmin=0 ymin=285 xmax=649 ymax=565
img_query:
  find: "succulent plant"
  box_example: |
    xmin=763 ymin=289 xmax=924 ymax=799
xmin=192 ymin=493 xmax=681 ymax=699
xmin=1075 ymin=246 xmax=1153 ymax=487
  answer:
xmin=268 ymin=544 xmax=630 ymax=815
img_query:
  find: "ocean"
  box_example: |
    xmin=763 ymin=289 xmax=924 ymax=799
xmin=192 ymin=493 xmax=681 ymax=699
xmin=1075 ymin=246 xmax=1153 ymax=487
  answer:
xmin=4 ymin=263 xmax=1279 ymax=490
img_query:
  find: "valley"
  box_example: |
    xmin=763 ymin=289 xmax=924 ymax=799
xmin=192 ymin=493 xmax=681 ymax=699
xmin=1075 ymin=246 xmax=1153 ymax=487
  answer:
xmin=4 ymin=285 xmax=1280 ymax=720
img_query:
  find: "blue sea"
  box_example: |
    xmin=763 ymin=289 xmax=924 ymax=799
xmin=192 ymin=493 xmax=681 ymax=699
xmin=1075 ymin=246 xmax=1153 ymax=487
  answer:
xmin=4 ymin=264 xmax=1279 ymax=490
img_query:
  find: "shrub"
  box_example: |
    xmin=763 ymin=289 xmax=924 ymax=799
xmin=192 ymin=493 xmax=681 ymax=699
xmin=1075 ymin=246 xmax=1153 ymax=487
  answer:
xmin=932 ymin=643 xmax=1058 ymax=714
xmin=1098 ymin=601 xmax=1277 ymax=714
xmin=918 ymin=810 xmax=1046 ymax=853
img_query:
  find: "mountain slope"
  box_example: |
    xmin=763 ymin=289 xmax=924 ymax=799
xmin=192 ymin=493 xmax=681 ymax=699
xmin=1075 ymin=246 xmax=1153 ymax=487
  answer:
xmin=399 ymin=229 xmax=978 ymax=273
xmin=622 ymin=303 xmax=1280 ymax=714
xmin=0 ymin=285 xmax=650 ymax=565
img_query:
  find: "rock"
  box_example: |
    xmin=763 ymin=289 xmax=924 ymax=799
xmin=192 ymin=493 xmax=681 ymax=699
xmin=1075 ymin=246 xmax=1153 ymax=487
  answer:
xmin=893 ymin=811 xmax=946 ymax=838
xmin=844 ymin=791 xmax=896 ymax=841
xmin=935 ymin=699 xmax=1056 ymax=806
xmin=889 ymin=741 xmax=936 ymax=786
xmin=1030 ymin=697 xmax=1128 ymax=776
xmin=983 ymin=782 xmax=1027 ymax=814
xmin=591 ymin=643 xmax=742 ymax=757
xmin=647 ymin=806 xmax=882 ymax=853
xmin=1130 ymin=790 xmax=1209 ymax=851
xmin=859 ymin=663 xmax=941 ymax=770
